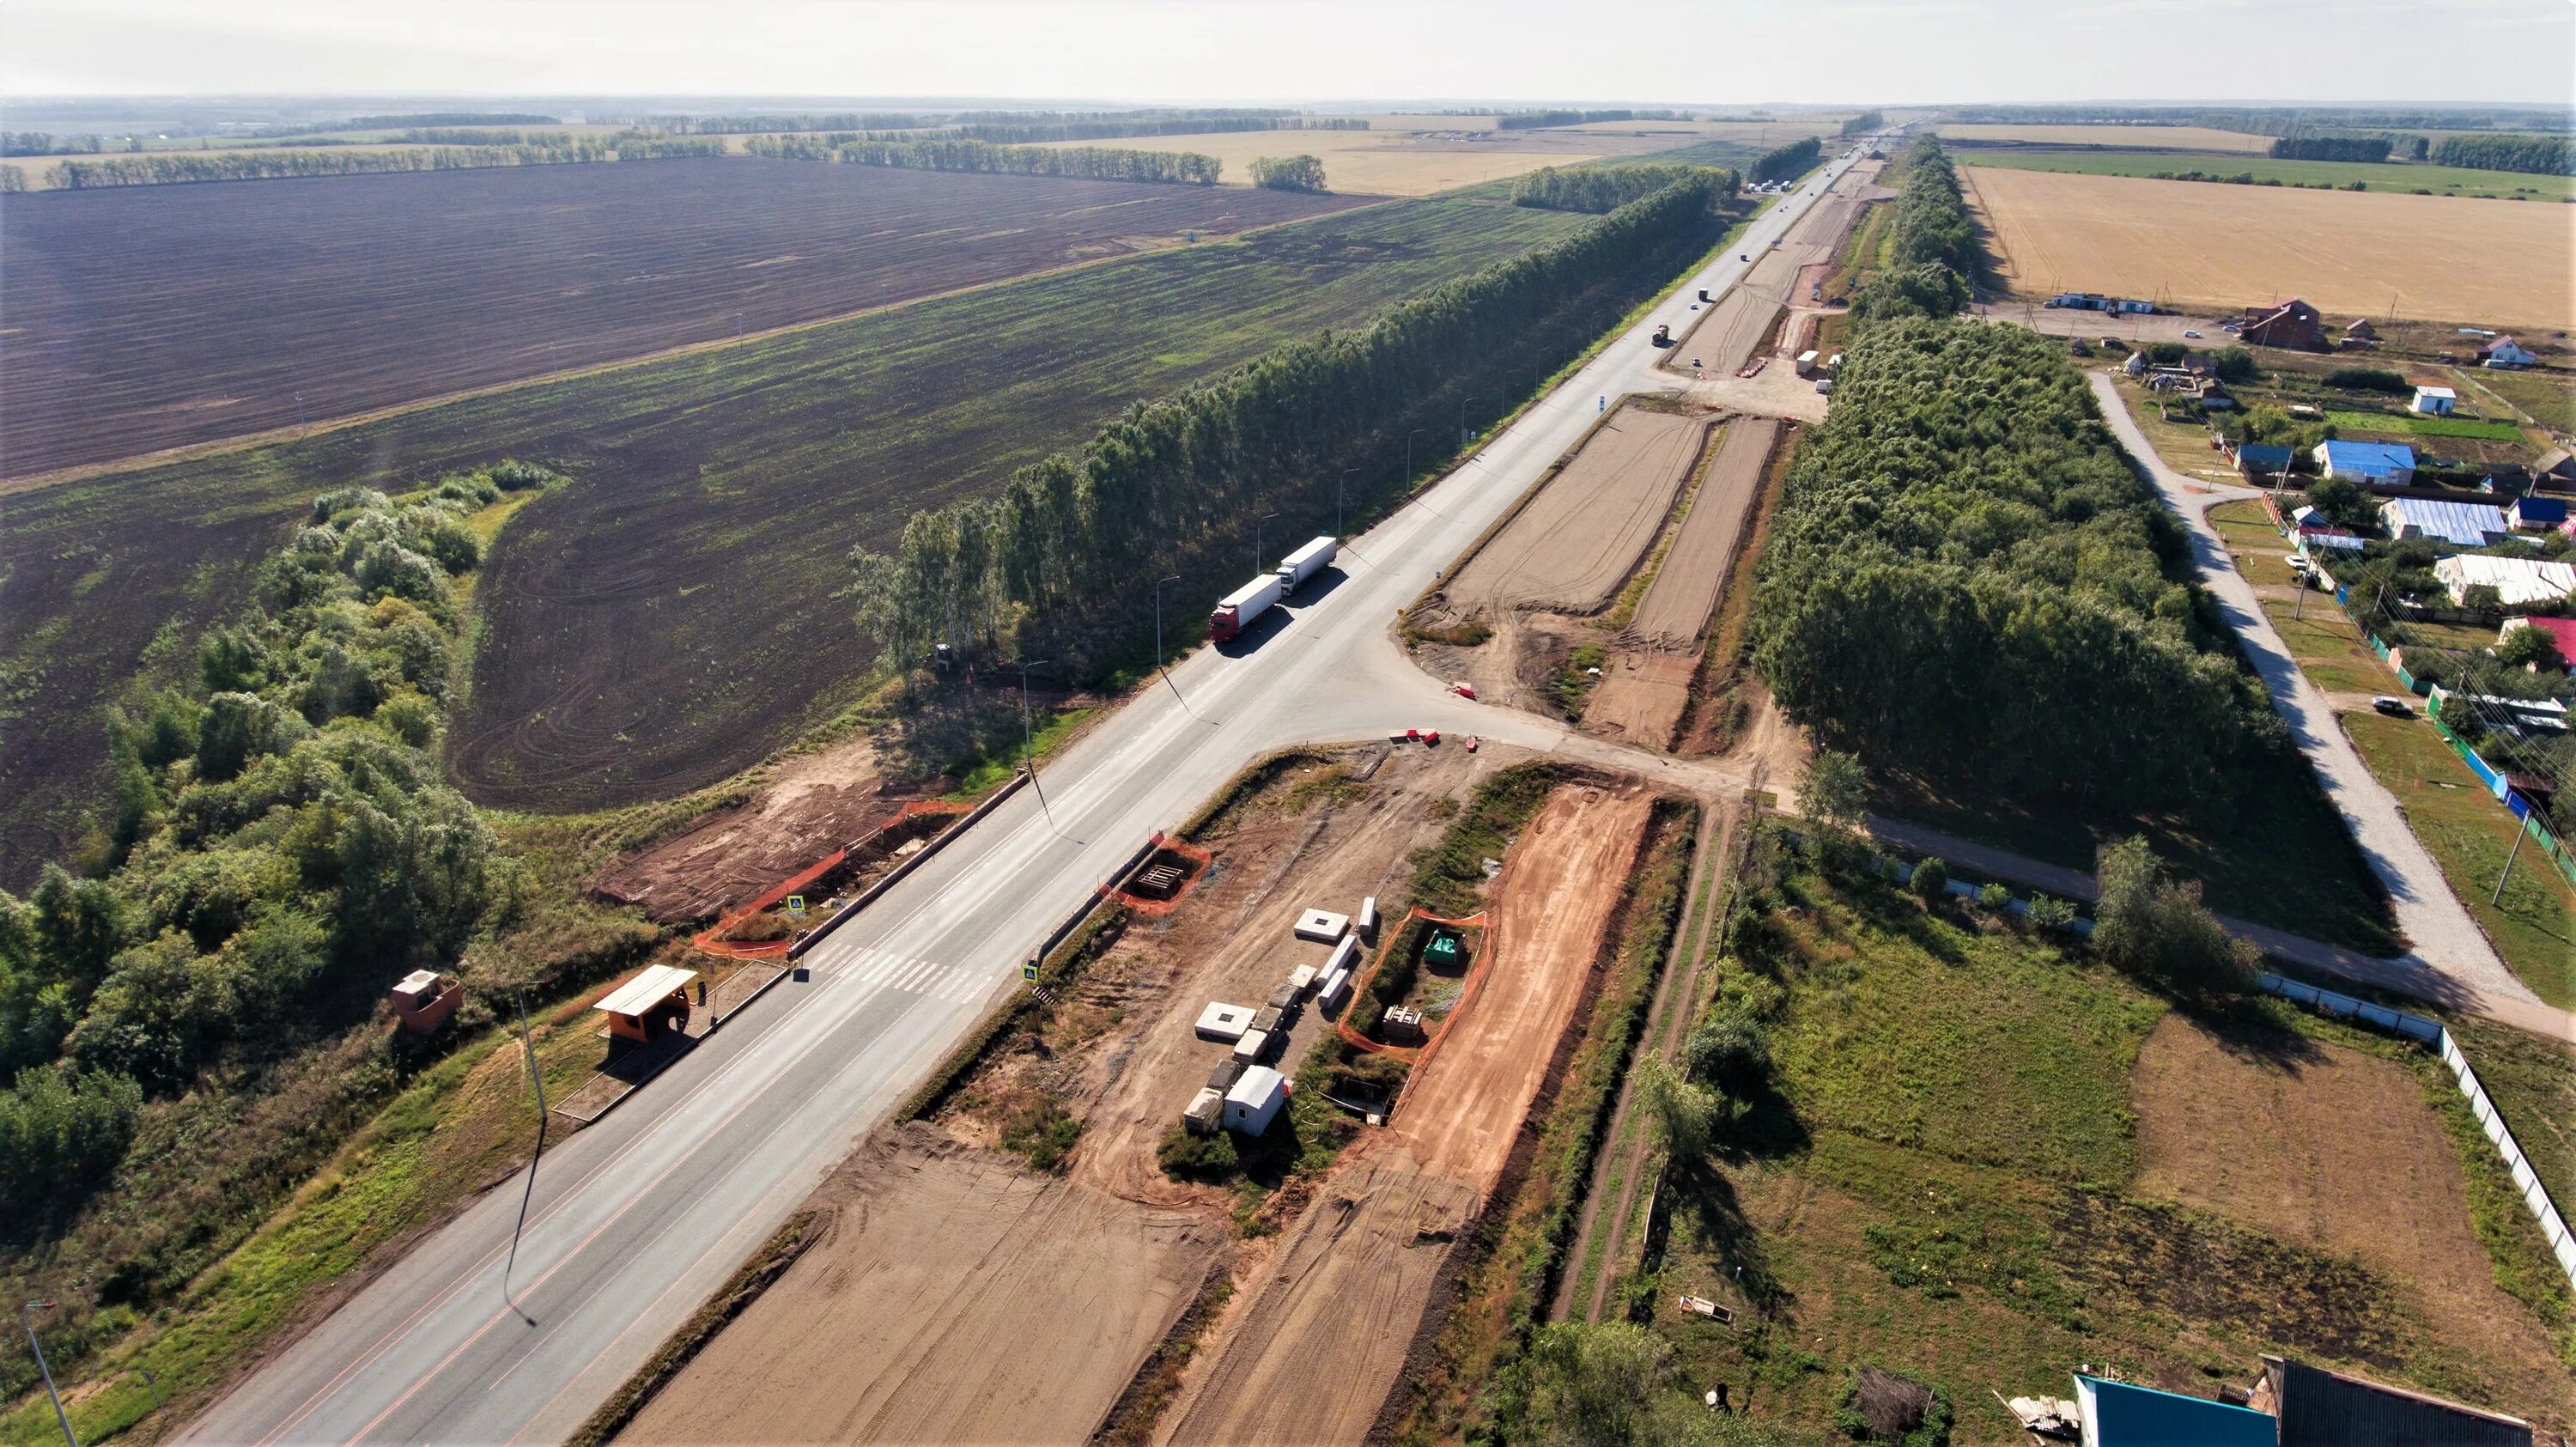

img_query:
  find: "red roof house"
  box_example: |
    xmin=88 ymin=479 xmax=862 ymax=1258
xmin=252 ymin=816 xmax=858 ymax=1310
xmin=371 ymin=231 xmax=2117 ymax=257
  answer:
xmin=2240 ymin=298 xmax=2325 ymax=351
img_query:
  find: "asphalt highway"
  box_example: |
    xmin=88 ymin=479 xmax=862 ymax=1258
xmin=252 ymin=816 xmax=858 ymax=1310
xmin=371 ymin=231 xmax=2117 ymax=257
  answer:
xmin=177 ymin=143 xmax=1874 ymax=1447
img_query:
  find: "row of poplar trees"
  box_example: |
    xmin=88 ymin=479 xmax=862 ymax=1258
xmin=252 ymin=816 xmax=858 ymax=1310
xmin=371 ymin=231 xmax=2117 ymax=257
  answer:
xmin=850 ymin=171 xmax=1732 ymax=678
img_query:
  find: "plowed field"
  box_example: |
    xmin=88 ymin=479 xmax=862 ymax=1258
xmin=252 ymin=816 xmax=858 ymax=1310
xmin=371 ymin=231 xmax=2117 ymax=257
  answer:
xmin=1445 ymin=406 xmax=1707 ymax=616
xmin=0 ymin=158 xmax=1364 ymax=478
xmin=0 ymin=198 xmax=1584 ymax=881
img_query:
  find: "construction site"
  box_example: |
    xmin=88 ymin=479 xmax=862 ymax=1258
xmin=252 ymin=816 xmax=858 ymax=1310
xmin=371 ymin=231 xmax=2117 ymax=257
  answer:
xmin=609 ymin=740 xmax=1694 ymax=1444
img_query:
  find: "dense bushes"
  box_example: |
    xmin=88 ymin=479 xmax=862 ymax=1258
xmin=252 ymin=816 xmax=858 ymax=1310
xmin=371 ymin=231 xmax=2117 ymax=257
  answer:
xmin=2432 ymin=133 xmax=2574 ymax=176
xmin=2326 ymin=366 xmax=2411 ymax=394
xmin=1513 ymin=162 xmax=1735 ymax=214
xmin=0 ymin=464 xmax=558 ymax=1225
xmin=1750 ymin=136 xmax=1823 ymax=185
xmin=847 ymin=171 xmax=1729 ymax=675
xmin=1841 ymin=110 xmax=1886 ymax=138
xmin=837 ymin=137 xmax=1221 ymax=185
xmin=1850 ymin=137 xmax=1976 ymax=322
xmin=2269 ymin=135 xmax=2391 ymax=162
xmin=39 ymin=135 xmax=726 ymax=188
xmin=1249 ymin=154 xmax=1327 ymax=192
xmin=1751 ymin=319 xmax=2281 ymax=812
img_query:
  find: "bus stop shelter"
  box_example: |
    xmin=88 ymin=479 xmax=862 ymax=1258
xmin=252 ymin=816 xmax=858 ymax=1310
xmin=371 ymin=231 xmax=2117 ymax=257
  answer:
xmin=594 ymin=964 xmax=698 ymax=1043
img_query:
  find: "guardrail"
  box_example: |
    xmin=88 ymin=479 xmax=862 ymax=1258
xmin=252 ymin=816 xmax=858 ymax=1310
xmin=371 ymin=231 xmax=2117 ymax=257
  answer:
xmin=2259 ymin=972 xmax=2576 ymax=1293
xmin=787 ymin=770 xmax=1031 ymax=959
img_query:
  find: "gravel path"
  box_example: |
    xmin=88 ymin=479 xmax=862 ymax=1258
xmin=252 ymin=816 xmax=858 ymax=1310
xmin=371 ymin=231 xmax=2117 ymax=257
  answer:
xmin=2087 ymin=369 xmax=2543 ymax=1012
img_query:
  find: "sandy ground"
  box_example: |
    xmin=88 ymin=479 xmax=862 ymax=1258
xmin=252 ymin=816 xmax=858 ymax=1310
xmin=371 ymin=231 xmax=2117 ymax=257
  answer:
xmin=590 ymin=734 xmax=914 ymax=922
xmin=2129 ymin=1015 xmax=2576 ymax=1419
xmin=1026 ymin=128 xmax=1649 ymax=197
xmin=1963 ymin=164 xmax=2576 ymax=331
xmin=1625 ymin=416 xmax=1783 ymax=648
xmin=1443 ymin=405 xmax=1708 ymax=616
xmin=1583 ymin=417 xmax=1780 ymax=748
xmin=617 ymin=745 xmax=1485 ymax=1444
xmin=1160 ymin=784 xmax=1656 ymax=1446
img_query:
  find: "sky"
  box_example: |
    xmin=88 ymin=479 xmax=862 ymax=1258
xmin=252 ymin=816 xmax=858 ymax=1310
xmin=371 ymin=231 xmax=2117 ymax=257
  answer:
xmin=3 ymin=0 xmax=2572 ymax=108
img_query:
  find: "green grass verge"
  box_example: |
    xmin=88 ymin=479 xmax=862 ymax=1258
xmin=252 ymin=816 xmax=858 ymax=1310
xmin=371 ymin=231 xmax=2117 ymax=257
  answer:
xmin=2264 ymin=599 xmax=2399 ymax=696
xmin=2326 ymin=410 xmax=2527 ymax=442
xmin=1960 ymin=148 xmax=2576 ymax=202
xmin=2343 ymin=713 xmax=2576 ymax=1008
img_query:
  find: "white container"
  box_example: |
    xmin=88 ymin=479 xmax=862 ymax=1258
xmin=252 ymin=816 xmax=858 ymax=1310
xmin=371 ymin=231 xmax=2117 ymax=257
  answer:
xmin=1318 ymin=968 xmax=1352 ymax=1012
xmin=1232 ymin=1028 xmax=1271 ymax=1063
xmin=1358 ymin=897 xmax=1380 ymax=937
xmin=1194 ymin=1002 xmax=1254 ymax=1043
xmin=1294 ymin=909 xmax=1350 ymax=944
xmin=1325 ymin=934 xmax=1361 ymax=978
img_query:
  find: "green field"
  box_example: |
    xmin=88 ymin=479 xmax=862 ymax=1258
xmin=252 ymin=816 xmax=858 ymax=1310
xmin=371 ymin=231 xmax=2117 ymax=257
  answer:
xmin=1960 ymin=147 xmax=2576 ymax=203
xmin=2327 ymin=410 xmax=2529 ymax=442
xmin=2462 ymin=368 xmax=2576 ymax=434
xmin=1640 ymin=858 xmax=2576 ymax=1441
xmin=0 ymin=194 xmax=1589 ymax=872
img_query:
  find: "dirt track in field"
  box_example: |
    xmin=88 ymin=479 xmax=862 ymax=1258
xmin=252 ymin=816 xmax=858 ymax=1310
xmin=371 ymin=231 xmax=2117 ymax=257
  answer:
xmin=1159 ymin=784 xmax=1654 ymax=1447
xmin=617 ymin=745 xmax=1480 ymax=1445
xmin=0 ymin=159 xmax=1364 ymax=478
xmin=1444 ymin=406 xmax=1708 ymax=616
xmin=2130 ymin=1015 xmax=2576 ymax=1420
xmin=1664 ymin=171 xmax=1864 ymax=379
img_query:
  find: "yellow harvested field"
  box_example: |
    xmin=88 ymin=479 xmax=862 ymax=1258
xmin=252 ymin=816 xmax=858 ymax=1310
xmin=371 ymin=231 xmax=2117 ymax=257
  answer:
xmin=1937 ymin=122 xmax=2275 ymax=153
xmin=1965 ymin=165 xmax=2576 ymax=331
xmin=1030 ymin=128 xmax=1606 ymax=196
xmin=1558 ymin=118 xmax=1844 ymax=141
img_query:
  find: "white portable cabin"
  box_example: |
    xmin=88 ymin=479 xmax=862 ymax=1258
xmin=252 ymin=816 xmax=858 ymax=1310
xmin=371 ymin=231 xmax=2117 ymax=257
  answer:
xmin=1223 ymin=1066 xmax=1288 ymax=1135
xmin=1275 ymin=536 xmax=1339 ymax=592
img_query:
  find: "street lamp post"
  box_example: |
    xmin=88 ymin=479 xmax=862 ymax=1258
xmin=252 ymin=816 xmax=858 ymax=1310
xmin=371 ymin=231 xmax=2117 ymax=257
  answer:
xmin=1338 ymin=469 xmax=1358 ymax=535
xmin=1020 ymin=658 xmax=1058 ymax=827
xmin=1404 ymin=428 xmax=1428 ymax=484
xmin=1460 ymin=396 xmax=1479 ymax=448
xmin=21 ymin=1302 xmax=76 ymax=1447
xmin=1153 ymin=575 xmax=1185 ymax=705
xmin=1255 ymin=513 xmax=1280 ymax=575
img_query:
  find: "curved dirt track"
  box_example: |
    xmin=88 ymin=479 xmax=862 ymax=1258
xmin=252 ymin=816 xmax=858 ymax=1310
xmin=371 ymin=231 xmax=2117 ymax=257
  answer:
xmin=1159 ymin=783 xmax=1656 ymax=1447
xmin=1445 ymin=406 xmax=1708 ymax=616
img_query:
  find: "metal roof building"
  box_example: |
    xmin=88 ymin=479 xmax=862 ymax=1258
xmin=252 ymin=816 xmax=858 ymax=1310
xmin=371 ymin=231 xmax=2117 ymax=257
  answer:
xmin=2318 ymin=440 xmax=2417 ymax=483
xmin=2072 ymin=1374 xmax=2277 ymax=1445
xmin=2434 ymin=553 xmax=2576 ymax=609
xmin=2379 ymin=497 xmax=2509 ymax=547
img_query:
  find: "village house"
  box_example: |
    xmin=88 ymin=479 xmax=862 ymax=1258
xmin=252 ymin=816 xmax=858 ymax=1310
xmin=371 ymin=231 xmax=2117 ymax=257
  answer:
xmin=2322 ymin=440 xmax=2416 ymax=486
xmin=2240 ymin=298 xmax=2325 ymax=350
xmin=2379 ymin=496 xmax=2505 ymax=544
xmin=2477 ymin=335 xmax=2538 ymax=368
xmin=2409 ymin=384 xmax=2456 ymax=416
xmin=2433 ymin=552 xmax=2576 ymax=611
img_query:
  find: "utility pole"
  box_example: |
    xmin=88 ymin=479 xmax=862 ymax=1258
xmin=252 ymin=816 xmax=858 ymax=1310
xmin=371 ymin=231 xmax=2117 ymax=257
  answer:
xmin=1339 ymin=469 xmax=1358 ymax=535
xmin=293 ymin=392 xmax=308 ymax=432
xmin=2494 ymin=818 xmax=2529 ymax=906
xmin=501 ymin=996 xmax=549 ymax=1323
xmin=1019 ymin=658 xmax=1057 ymax=828
xmin=1255 ymin=512 xmax=1279 ymax=575
xmin=21 ymin=1302 xmax=76 ymax=1447
xmin=1404 ymin=428 xmax=1428 ymax=485
xmin=1460 ymin=395 xmax=1478 ymax=449
xmin=1152 ymin=575 xmax=1185 ymax=705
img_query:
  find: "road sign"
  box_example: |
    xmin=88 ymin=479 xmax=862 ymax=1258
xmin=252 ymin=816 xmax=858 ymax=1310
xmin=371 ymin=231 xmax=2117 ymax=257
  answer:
xmin=1023 ymin=960 xmax=1040 ymax=982
xmin=786 ymin=895 xmax=806 ymax=915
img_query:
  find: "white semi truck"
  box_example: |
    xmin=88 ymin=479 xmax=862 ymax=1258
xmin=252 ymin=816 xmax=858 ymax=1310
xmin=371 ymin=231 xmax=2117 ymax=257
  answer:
xmin=1274 ymin=535 xmax=1337 ymax=592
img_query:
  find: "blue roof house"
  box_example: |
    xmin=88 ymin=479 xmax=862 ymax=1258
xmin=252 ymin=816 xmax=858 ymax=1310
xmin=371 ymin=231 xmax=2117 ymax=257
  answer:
xmin=2314 ymin=440 xmax=2416 ymax=485
xmin=2510 ymin=496 xmax=2567 ymax=531
xmin=2074 ymin=1374 xmax=2278 ymax=1446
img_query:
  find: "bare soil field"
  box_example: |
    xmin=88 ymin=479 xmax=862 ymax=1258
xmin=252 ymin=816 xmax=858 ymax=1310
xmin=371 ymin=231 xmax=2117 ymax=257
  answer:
xmin=1585 ymin=417 xmax=1781 ymax=748
xmin=1664 ymin=171 xmax=1865 ymax=376
xmin=1963 ymin=164 xmax=2576 ymax=331
xmin=1624 ymin=416 xmax=1781 ymax=647
xmin=1935 ymin=122 xmax=2275 ymax=153
xmin=617 ymin=745 xmax=1481 ymax=1444
xmin=1443 ymin=406 xmax=1709 ymax=616
xmin=2130 ymin=1015 xmax=2575 ymax=1419
xmin=0 ymin=198 xmax=1585 ymax=883
xmin=0 ymin=158 xmax=1366 ymax=479
xmin=1161 ymin=784 xmax=1655 ymax=1446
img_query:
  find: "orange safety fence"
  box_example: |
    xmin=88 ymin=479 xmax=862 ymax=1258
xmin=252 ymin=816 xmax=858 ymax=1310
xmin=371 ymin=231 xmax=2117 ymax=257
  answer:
xmin=690 ymin=800 xmax=963 ymax=959
xmin=1106 ymin=833 xmax=1216 ymax=916
xmin=1335 ymin=906 xmax=1490 ymax=1064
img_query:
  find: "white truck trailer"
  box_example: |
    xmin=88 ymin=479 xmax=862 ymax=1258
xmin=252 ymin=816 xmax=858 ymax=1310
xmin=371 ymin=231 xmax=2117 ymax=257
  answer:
xmin=1210 ymin=573 xmax=1285 ymax=642
xmin=1274 ymin=535 xmax=1338 ymax=593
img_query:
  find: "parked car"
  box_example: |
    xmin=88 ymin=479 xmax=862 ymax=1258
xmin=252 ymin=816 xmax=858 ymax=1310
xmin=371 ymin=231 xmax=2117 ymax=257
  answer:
xmin=2372 ymin=696 xmax=2413 ymax=717
xmin=2183 ymin=329 xmax=2203 ymax=339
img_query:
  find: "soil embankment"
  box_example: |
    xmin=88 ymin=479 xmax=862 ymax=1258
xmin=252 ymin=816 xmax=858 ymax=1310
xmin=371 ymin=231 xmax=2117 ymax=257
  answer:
xmin=1158 ymin=784 xmax=1656 ymax=1445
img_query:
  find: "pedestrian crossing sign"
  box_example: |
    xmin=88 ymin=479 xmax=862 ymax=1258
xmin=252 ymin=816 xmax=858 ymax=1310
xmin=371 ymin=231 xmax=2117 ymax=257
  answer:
xmin=786 ymin=895 xmax=806 ymax=915
xmin=1023 ymin=960 xmax=1039 ymax=982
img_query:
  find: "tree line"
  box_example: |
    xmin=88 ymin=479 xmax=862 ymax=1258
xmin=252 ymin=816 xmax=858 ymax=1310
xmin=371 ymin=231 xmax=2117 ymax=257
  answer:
xmin=1839 ymin=110 xmax=1886 ymax=137
xmin=1495 ymin=108 xmax=1691 ymax=131
xmin=1848 ymin=136 xmax=1976 ymax=321
xmin=949 ymin=115 xmax=1362 ymax=144
xmin=2269 ymin=135 xmax=2391 ymax=162
xmin=0 ymin=465 xmax=563 ymax=1230
xmin=1511 ymin=162 xmax=1736 ymax=214
xmin=1748 ymin=135 xmax=1822 ymax=184
xmin=2432 ymin=132 xmax=2574 ymax=175
xmin=846 ymin=172 xmax=1732 ymax=678
xmin=835 ymin=137 xmax=1223 ymax=185
xmin=2 ymin=132 xmax=112 ymax=155
xmin=40 ymin=135 xmax=722 ymax=188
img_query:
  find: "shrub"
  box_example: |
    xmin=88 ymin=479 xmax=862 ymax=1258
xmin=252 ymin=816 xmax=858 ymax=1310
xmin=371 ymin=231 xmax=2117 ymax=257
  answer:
xmin=1909 ymin=856 xmax=1948 ymax=902
xmin=1157 ymin=1123 xmax=1239 ymax=1182
xmin=2325 ymin=367 xmax=2410 ymax=395
xmin=2498 ymin=624 xmax=2561 ymax=669
xmin=1837 ymin=1363 xmax=1953 ymax=1445
xmin=1977 ymin=882 xmax=2011 ymax=910
xmin=1249 ymin=154 xmax=1327 ymax=192
xmin=1685 ymin=1006 xmax=1771 ymax=1095
xmin=2026 ymin=894 xmax=2077 ymax=930
xmin=2208 ymin=345 xmax=2257 ymax=383
xmin=0 ymin=1066 xmax=143 ymax=1228
xmin=2092 ymin=836 xmax=2258 ymax=997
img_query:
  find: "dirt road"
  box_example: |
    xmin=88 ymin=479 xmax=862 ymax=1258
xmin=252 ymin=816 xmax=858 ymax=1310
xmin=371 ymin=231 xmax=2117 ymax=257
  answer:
xmin=1159 ymin=784 xmax=1656 ymax=1446
xmin=1664 ymin=178 xmax=1864 ymax=378
xmin=1444 ymin=407 xmax=1707 ymax=616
